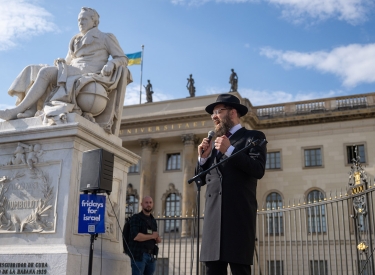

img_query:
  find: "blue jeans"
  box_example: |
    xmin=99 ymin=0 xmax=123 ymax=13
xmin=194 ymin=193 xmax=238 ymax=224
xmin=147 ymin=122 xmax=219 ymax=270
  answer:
xmin=131 ymin=253 xmax=156 ymax=275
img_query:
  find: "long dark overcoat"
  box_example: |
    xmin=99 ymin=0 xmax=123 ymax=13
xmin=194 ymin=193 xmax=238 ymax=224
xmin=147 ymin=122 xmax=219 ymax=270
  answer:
xmin=197 ymin=127 xmax=267 ymax=265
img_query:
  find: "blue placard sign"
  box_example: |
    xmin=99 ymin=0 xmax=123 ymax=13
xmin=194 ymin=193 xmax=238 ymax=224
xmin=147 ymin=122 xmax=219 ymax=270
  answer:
xmin=78 ymin=194 xmax=106 ymax=234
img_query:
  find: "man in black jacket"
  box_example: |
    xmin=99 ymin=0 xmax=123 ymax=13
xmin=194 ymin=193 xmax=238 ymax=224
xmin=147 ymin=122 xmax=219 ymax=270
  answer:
xmin=128 ymin=196 xmax=161 ymax=275
xmin=197 ymin=94 xmax=267 ymax=275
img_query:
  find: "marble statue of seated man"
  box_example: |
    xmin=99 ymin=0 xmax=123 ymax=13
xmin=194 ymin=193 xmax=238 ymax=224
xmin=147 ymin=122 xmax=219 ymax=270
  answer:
xmin=0 ymin=7 xmax=128 ymax=121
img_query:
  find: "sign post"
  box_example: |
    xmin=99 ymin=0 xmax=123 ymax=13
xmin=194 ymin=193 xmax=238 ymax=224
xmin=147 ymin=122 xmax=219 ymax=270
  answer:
xmin=78 ymin=193 xmax=106 ymax=275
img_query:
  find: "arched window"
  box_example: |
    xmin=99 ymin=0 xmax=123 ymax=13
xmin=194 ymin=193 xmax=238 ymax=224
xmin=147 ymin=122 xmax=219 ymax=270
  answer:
xmin=266 ymin=192 xmax=283 ymax=235
xmin=125 ymin=183 xmax=139 ymax=217
xmin=165 ymin=193 xmax=181 ymax=232
xmin=126 ymin=195 xmax=138 ymax=217
xmin=307 ymin=190 xmax=326 ymax=233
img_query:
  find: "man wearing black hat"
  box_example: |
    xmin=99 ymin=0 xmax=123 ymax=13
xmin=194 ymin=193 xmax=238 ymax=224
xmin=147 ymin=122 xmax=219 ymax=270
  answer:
xmin=197 ymin=93 xmax=267 ymax=275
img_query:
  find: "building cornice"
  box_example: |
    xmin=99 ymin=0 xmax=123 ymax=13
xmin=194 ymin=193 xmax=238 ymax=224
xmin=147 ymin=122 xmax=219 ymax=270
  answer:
xmin=120 ymin=92 xmax=375 ymax=135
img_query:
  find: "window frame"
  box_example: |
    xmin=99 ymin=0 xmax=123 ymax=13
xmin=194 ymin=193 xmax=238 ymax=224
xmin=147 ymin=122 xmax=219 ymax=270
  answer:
xmin=164 ymin=152 xmax=182 ymax=172
xmin=266 ymin=150 xmax=282 ymax=170
xmin=267 ymin=260 xmax=284 ymax=275
xmin=265 ymin=192 xmax=284 ymax=235
xmin=344 ymin=142 xmax=367 ymax=166
xmin=125 ymin=194 xmax=139 ymax=217
xmin=128 ymin=160 xmax=140 ymax=174
xmin=306 ymin=189 xmax=327 ymax=234
xmin=309 ymin=260 xmax=328 ymax=275
xmin=302 ymin=146 xmax=324 ymax=169
xmin=164 ymin=193 xmax=181 ymax=233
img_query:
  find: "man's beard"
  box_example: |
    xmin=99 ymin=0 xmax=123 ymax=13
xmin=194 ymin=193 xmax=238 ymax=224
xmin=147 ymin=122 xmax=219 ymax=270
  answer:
xmin=214 ymin=113 xmax=235 ymax=137
xmin=143 ymin=207 xmax=152 ymax=213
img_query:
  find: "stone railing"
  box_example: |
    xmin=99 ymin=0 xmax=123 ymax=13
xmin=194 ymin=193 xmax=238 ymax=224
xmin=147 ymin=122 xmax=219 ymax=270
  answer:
xmin=257 ymin=106 xmax=285 ymax=117
xmin=253 ymin=93 xmax=375 ymax=119
xmin=337 ymin=96 xmax=367 ymax=109
xmin=296 ymin=101 xmax=325 ymax=113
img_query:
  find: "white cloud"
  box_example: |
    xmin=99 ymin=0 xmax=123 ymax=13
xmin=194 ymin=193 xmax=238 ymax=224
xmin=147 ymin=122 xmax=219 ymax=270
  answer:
xmin=240 ymin=88 xmax=344 ymax=105
xmin=239 ymin=89 xmax=343 ymax=106
xmin=267 ymin=0 xmax=371 ymax=24
xmin=204 ymin=86 xmax=344 ymax=105
xmin=124 ymin=83 xmax=174 ymax=106
xmin=0 ymin=0 xmax=56 ymax=51
xmin=260 ymin=43 xmax=375 ymax=88
xmin=171 ymin=0 xmax=372 ymax=24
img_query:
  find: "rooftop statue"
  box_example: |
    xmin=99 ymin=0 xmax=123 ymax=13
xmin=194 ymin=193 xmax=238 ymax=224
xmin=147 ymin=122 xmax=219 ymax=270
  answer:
xmin=229 ymin=68 xmax=238 ymax=92
xmin=144 ymin=79 xmax=153 ymax=103
xmin=0 ymin=7 xmax=132 ymax=134
xmin=186 ymin=74 xmax=195 ymax=97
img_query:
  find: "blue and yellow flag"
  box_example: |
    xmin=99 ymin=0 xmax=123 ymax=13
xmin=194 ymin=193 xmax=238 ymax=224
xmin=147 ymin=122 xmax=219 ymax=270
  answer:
xmin=126 ymin=51 xmax=142 ymax=66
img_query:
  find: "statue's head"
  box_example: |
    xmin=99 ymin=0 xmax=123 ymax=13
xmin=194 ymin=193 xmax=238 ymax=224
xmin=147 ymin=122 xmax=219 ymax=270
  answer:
xmin=33 ymin=144 xmax=41 ymax=152
xmin=78 ymin=7 xmax=100 ymax=34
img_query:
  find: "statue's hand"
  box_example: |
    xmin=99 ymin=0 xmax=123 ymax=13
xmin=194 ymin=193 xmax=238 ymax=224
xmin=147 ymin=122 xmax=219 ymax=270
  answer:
xmin=101 ymin=62 xmax=114 ymax=76
xmin=54 ymin=58 xmax=66 ymax=66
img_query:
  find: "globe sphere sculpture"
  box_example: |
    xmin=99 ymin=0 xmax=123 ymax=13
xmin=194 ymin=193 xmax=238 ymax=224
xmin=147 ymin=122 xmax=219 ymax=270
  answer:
xmin=76 ymin=82 xmax=109 ymax=116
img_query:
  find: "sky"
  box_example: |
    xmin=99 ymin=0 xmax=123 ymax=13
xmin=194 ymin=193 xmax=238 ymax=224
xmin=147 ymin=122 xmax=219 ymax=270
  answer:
xmin=0 ymin=0 xmax=375 ymax=111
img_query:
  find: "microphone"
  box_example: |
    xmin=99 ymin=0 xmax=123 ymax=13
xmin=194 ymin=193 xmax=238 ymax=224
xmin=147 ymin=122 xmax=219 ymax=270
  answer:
xmin=202 ymin=131 xmax=215 ymax=154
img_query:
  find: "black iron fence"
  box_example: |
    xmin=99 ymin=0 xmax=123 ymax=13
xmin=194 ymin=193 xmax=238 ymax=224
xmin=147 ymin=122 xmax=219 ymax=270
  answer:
xmin=153 ymin=185 xmax=375 ymax=275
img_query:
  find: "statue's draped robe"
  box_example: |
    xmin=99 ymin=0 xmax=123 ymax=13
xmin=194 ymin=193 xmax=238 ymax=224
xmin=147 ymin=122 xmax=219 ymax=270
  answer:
xmin=8 ymin=27 xmax=132 ymax=115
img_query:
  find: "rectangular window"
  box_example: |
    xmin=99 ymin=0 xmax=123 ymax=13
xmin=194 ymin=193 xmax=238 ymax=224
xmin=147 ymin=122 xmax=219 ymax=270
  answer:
xmin=166 ymin=153 xmax=181 ymax=170
xmin=156 ymin=258 xmax=169 ymax=275
xmin=307 ymin=205 xmax=327 ymax=233
xmin=347 ymin=144 xmax=366 ymax=164
xmin=266 ymin=152 xmax=281 ymax=169
xmin=267 ymin=212 xmax=283 ymax=235
xmin=359 ymin=260 xmax=369 ymax=275
xmin=129 ymin=161 xmax=140 ymax=173
xmin=304 ymin=148 xmax=322 ymax=167
xmin=309 ymin=260 xmax=328 ymax=275
xmin=267 ymin=261 xmax=284 ymax=275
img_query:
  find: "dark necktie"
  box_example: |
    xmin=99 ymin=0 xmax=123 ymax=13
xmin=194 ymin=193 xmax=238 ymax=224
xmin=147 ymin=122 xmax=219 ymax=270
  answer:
xmin=226 ymin=132 xmax=232 ymax=138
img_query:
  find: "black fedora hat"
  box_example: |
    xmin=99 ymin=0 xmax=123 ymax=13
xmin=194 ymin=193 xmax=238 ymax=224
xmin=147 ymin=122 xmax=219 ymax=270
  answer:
xmin=205 ymin=94 xmax=248 ymax=117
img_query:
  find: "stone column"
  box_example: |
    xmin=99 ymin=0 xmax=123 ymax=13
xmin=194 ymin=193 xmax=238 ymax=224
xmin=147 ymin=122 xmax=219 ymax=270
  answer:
xmin=139 ymin=138 xmax=158 ymax=210
xmin=181 ymin=133 xmax=198 ymax=237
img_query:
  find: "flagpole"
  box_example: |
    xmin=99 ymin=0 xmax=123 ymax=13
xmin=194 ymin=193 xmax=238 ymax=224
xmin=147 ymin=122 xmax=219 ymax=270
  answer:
xmin=139 ymin=45 xmax=144 ymax=104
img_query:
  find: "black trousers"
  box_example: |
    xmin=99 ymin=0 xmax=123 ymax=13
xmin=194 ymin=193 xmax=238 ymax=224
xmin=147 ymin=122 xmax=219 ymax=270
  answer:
xmin=205 ymin=260 xmax=251 ymax=275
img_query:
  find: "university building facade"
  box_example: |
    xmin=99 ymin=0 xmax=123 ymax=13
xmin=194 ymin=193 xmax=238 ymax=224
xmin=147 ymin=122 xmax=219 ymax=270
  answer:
xmin=120 ymin=91 xmax=375 ymax=218
xmin=120 ymin=91 xmax=375 ymax=274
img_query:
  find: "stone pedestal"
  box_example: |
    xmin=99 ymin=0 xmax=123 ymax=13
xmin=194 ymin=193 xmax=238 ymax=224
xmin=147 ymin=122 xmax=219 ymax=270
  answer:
xmin=0 ymin=114 xmax=139 ymax=275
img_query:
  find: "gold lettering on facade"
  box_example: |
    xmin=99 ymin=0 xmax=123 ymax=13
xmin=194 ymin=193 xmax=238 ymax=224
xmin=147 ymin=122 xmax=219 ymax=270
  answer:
xmin=124 ymin=120 xmax=213 ymax=135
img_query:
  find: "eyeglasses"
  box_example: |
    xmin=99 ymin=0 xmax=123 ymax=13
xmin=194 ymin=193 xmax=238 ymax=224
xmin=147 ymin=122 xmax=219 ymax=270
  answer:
xmin=211 ymin=108 xmax=229 ymax=118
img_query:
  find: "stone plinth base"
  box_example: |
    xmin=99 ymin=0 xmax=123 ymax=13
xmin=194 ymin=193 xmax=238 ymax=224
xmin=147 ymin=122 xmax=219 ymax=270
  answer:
xmin=0 ymin=114 xmax=139 ymax=275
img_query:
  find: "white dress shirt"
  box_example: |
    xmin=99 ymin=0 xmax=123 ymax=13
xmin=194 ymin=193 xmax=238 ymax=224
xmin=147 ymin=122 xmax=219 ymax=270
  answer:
xmin=199 ymin=124 xmax=242 ymax=165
